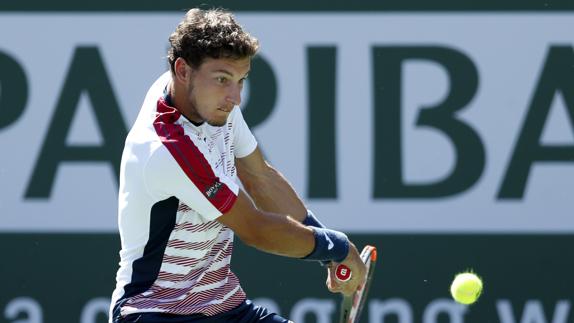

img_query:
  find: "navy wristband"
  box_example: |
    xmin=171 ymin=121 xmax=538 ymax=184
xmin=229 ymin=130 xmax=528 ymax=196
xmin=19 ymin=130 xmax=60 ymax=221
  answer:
xmin=302 ymin=227 xmax=350 ymax=263
xmin=303 ymin=210 xmax=326 ymax=228
xmin=302 ymin=210 xmax=330 ymax=266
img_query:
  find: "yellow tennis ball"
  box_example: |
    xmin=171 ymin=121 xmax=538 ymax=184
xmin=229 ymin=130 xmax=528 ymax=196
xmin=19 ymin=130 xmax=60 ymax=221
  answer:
xmin=450 ymin=272 xmax=483 ymax=305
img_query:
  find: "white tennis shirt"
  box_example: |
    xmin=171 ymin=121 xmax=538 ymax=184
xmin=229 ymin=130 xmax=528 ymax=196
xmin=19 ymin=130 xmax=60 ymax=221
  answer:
xmin=109 ymin=72 xmax=257 ymax=319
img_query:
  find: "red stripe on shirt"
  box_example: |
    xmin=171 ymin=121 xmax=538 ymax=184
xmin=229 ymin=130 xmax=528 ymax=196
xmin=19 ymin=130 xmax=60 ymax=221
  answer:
xmin=153 ymin=98 xmax=237 ymax=214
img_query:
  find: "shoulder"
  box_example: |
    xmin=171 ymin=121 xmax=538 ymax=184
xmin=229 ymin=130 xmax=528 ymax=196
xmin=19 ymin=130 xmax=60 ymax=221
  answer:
xmin=145 ymin=144 xmax=169 ymax=169
xmin=132 ymin=71 xmax=172 ymax=129
xmin=145 ymin=71 xmax=171 ymax=102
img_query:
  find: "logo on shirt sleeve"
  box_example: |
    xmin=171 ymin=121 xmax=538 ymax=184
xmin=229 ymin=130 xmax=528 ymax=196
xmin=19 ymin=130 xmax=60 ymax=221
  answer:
xmin=205 ymin=181 xmax=223 ymax=198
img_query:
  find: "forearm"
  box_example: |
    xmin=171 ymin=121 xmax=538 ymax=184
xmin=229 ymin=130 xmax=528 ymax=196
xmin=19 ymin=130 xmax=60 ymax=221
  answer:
xmin=244 ymin=211 xmax=315 ymax=258
xmin=218 ymin=191 xmax=349 ymax=263
xmin=242 ymin=210 xmax=349 ymax=263
xmin=239 ymin=163 xmax=307 ymax=222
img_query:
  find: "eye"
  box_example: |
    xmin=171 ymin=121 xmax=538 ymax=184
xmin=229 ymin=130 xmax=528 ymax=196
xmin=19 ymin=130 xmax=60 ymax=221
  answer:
xmin=216 ymin=76 xmax=228 ymax=84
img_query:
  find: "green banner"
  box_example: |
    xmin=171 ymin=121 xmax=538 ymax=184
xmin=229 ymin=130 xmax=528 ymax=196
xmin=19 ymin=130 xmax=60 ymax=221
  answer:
xmin=1 ymin=234 xmax=572 ymax=322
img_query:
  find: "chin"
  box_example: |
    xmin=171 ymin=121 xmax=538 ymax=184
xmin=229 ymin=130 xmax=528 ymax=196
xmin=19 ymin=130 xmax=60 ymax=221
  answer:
xmin=207 ymin=119 xmax=227 ymax=127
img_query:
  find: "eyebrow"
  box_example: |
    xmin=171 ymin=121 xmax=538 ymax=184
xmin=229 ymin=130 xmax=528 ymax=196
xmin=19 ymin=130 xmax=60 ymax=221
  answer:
xmin=213 ymin=69 xmax=234 ymax=77
xmin=213 ymin=69 xmax=250 ymax=79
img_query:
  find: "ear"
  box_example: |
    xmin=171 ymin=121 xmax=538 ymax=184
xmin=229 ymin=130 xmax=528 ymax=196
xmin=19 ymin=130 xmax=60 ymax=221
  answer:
xmin=174 ymin=57 xmax=191 ymax=84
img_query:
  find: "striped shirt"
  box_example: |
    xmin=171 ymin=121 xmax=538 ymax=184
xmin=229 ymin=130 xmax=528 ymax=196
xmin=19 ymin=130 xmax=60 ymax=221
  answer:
xmin=110 ymin=72 xmax=257 ymax=319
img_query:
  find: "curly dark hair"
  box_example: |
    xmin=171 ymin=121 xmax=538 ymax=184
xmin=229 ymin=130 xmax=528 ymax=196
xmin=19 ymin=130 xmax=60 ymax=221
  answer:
xmin=168 ymin=8 xmax=260 ymax=72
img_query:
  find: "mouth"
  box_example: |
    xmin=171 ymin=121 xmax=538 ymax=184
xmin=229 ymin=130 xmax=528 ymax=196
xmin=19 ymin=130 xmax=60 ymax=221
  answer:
xmin=218 ymin=107 xmax=232 ymax=113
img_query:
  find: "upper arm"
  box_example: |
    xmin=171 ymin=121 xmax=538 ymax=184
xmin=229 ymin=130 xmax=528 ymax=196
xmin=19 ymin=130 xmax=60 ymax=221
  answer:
xmin=235 ymin=147 xmax=270 ymax=185
xmin=235 ymin=147 xmax=307 ymax=222
xmin=235 ymin=147 xmax=281 ymax=195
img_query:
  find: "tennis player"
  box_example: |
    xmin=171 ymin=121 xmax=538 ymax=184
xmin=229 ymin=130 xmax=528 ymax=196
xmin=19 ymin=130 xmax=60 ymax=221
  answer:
xmin=109 ymin=8 xmax=366 ymax=323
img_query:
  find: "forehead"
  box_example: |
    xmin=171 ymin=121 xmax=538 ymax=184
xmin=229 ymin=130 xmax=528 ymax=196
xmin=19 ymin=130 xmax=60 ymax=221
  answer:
xmin=199 ymin=57 xmax=251 ymax=75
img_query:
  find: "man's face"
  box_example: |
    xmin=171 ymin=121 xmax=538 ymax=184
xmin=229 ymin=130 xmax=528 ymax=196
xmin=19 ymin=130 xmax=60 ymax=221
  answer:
xmin=185 ymin=57 xmax=251 ymax=127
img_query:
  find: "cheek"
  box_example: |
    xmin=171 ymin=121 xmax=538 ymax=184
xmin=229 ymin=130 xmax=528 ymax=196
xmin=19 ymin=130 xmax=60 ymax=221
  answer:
xmin=191 ymin=78 xmax=227 ymax=108
xmin=202 ymin=86 xmax=225 ymax=104
xmin=192 ymin=88 xmax=219 ymax=113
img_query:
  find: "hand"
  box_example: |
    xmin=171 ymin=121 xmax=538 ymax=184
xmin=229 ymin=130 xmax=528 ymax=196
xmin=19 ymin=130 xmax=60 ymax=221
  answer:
xmin=325 ymin=243 xmax=367 ymax=296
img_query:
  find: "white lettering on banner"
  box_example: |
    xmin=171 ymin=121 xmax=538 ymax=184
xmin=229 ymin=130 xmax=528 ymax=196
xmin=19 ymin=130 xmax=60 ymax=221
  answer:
xmin=1 ymin=297 xmax=573 ymax=322
xmin=4 ymin=297 xmax=42 ymax=323
xmin=0 ymin=14 xmax=573 ymax=233
xmin=80 ymin=298 xmax=110 ymax=323
xmin=497 ymin=300 xmax=571 ymax=323
xmin=422 ymin=299 xmax=467 ymax=323
xmin=290 ymin=298 xmax=336 ymax=323
xmin=369 ymin=298 xmax=413 ymax=323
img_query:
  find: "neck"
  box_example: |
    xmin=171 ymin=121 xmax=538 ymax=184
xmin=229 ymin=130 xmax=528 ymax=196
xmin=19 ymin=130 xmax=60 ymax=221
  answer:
xmin=169 ymin=80 xmax=203 ymax=124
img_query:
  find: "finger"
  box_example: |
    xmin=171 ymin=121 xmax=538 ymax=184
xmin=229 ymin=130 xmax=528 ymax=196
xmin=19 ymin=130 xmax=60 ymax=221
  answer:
xmin=330 ymin=276 xmax=344 ymax=292
xmin=327 ymin=283 xmax=340 ymax=293
xmin=327 ymin=284 xmax=338 ymax=293
xmin=325 ymin=277 xmax=337 ymax=293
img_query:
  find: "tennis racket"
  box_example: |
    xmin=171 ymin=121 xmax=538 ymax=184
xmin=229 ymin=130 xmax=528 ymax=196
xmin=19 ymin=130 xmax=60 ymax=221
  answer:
xmin=336 ymin=245 xmax=378 ymax=323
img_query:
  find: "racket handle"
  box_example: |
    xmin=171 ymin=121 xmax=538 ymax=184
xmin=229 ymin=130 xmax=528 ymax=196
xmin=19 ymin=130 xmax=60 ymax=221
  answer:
xmin=335 ymin=264 xmax=352 ymax=282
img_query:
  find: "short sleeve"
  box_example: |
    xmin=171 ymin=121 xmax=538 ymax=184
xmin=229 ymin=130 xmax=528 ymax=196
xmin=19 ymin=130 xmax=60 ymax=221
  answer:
xmin=232 ymin=108 xmax=258 ymax=158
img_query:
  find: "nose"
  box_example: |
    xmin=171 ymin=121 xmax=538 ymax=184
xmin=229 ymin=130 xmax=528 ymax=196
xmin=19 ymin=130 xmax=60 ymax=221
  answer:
xmin=226 ymin=85 xmax=241 ymax=106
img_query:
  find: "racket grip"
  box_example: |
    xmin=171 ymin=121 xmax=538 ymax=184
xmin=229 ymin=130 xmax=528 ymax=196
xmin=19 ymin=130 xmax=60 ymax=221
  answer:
xmin=335 ymin=264 xmax=352 ymax=282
